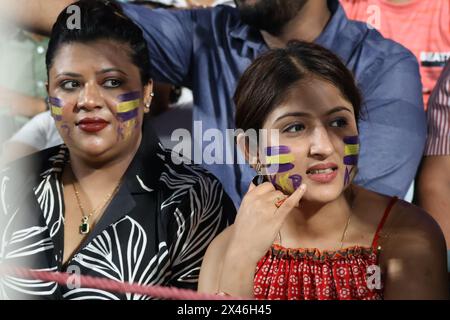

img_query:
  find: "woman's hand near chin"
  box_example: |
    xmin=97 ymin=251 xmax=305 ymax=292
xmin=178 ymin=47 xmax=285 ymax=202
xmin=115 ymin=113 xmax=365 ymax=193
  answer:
xmin=217 ymin=181 xmax=307 ymax=298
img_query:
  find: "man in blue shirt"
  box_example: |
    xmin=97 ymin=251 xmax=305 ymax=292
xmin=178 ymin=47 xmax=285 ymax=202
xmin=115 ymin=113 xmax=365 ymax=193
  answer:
xmin=4 ymin=0 xmax=425 ymax=207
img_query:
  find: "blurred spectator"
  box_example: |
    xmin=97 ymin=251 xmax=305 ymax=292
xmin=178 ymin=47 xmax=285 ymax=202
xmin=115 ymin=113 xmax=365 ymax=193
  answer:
xmin=417 ymin=61 xmax=450 ymax=254
xmin=185 ymin=0 xmax=235 ymax=7
xmin=0 ymin=110 xmax=62 ymax=167
xmin=0 ymin=29 xmax=48 ymax=150
xmin=341 ymin=0 xmax=450 ymax=106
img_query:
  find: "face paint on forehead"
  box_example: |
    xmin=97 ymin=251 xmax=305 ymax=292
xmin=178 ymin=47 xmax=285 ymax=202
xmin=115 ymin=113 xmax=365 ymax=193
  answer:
xmin=49 ymin=97 xmax=63 ymax=121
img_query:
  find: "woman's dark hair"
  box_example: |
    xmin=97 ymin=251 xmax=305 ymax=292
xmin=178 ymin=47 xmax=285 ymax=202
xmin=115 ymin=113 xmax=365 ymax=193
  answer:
xmin=46 ymin=0 xmax=151 ymax=85
xmin=234 ymin=41 xmax=363 ymax=131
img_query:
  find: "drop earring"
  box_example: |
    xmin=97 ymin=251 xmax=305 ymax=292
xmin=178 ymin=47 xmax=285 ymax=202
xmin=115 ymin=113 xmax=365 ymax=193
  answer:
xmin=252 ymin=160 xmax=266 ymax=186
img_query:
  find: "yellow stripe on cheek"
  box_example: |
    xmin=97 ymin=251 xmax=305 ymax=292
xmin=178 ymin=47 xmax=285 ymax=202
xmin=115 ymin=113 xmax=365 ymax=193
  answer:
xmin=266 ymin=153 xmax=295 ymax=165
xmin=51 ymin=106 xmax=62 ymax=116
xmin=116 ymin=99 xmax=140 ymax=113
xmin=277 ymin=173 xmax=294 ymax=194
xmin=344 ymin=144 xmax=359 ymax=156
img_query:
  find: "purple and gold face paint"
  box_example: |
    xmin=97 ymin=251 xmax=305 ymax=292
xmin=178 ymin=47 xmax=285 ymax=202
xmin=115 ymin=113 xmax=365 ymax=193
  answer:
xmin=265 ymin=146 xmax=302 ymax=194
xmin=49 ymin=97 xmax=63 ymax=121
xmin=266 ymin=145 xmax=295 ymax=174
xmin=343 ymin=135 xmax=359 ymax=186
xmin=116 ymin=91 xmax=141 ymax=141
xmin=343 ymin=136 xmax=359 ymax=166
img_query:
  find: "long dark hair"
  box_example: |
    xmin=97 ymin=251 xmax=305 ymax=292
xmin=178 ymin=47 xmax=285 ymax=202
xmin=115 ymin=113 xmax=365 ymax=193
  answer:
xmin=46 ymin=0 xmax=151 ymax=85
xmin=234 ymin=41 xmax=363 ymax=131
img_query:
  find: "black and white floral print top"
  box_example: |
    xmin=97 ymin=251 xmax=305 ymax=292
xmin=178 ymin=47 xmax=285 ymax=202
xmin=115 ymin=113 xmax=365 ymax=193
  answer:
xmin=0 ymin=124 xmax=235 ymax=299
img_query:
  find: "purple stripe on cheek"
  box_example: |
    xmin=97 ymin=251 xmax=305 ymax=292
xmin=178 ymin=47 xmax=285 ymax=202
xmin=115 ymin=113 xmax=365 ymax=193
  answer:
xmin=49 ymin=97 xmax=62 ymax=107
xmin=266 ymin=163 xmax=295 ymax=174
xmin=265 ymin=145 xmax=291 ymax=156
xmin=117 ymin=91 xmax=141 ymax=102
xmin=344 ymin=155 xmax=358 ymax=165
xmin=343 ymin=135 xmax=359 ymax=144
xmin=117 ymin=108 xmax=139 ymax=122
xmin=289 ymin=174 xmax=302 ymax=190
xmin=53 ymin=115 xmax=62 ymax=121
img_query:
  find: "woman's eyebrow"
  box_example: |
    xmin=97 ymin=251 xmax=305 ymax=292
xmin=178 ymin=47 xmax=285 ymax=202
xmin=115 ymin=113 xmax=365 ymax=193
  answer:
xmin=55 ymin=72 xmax=82 ymax=79
xmin=326 ymin=106 xmax=353 ymax=115
xmin=96 ymin=68 xmax=127 ymax=76
xmin=274 ymin=112 xmax=311 ymax=123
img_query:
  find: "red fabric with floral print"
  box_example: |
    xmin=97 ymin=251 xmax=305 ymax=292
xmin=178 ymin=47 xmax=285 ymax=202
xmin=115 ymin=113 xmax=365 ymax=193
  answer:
xmin=253 ymin=197 xmax=398 ymax=300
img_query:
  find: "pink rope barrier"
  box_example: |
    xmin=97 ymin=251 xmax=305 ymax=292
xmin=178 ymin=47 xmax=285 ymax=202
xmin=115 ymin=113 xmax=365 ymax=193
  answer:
xmin=0 ymin=266 xmax=245 ymax=300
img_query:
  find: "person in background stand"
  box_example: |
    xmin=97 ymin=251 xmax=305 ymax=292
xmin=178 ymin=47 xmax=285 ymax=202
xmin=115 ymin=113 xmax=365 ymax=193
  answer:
xmin=417 ymin=61 xmax=450 ymax=278
xmin=0 ymin=30 xmax=49 ymax=151
xmin=340 ymin=0 xmax=450 ymax=106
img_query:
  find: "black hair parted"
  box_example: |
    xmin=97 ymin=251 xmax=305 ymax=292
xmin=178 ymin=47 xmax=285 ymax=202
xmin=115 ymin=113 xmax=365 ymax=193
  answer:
xmin=46 ymin=0 xmax=151 ymax=85
xmin=234 ymin=41 xmax=363 ymax=132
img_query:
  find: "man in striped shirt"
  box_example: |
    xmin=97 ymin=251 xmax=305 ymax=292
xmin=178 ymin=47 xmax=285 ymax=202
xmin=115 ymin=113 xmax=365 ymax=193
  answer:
xmin=417 ymin=61 xmax=450 ymax=268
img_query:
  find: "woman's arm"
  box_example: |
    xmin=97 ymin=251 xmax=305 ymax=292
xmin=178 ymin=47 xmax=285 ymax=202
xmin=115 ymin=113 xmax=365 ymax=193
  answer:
xmin=198 ymin=226 xmax=235 ymax=294
xmin=382 ymin=204 xmax=449 ymax=299
xmin=198 ymin=225 xmax=269 ymax=298
xmin=199 ymin=224 xmax=259 ymax=298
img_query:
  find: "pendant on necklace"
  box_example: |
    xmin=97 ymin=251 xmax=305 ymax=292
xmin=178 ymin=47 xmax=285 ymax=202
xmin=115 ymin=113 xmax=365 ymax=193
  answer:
xmin=79 ymin=216 xmax=90 ymax=234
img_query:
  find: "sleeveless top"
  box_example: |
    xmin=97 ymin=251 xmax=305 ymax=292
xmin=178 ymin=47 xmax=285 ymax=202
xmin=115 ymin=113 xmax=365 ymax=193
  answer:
xmin=253 ymin=197 xmax=398 ymax=300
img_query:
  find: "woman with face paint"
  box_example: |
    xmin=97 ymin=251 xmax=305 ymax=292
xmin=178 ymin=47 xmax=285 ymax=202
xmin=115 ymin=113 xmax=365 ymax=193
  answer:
xmin=198 ymin=41 xmax=449 ymax=300
xmin=0 ymin=0 xmax=235 ymax=299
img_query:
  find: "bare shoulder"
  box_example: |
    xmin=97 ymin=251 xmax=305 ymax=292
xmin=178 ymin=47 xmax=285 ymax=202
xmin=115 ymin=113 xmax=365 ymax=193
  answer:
xmin=378 ymin=197 xmax=449 ymax=299
xmin=386 ymin=198 xmax=446 ymax=248
xmin=356 ymin=187 xmax=445 ymax=249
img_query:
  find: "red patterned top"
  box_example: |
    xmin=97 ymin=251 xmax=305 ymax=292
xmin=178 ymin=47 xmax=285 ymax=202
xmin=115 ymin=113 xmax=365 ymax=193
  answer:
xmin=253 ymin=197 xmax=398 ymax=300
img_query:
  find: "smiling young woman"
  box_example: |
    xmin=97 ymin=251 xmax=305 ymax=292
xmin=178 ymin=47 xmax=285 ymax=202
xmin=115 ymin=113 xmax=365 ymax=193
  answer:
xmin=198 ymin=41 xmax=449 ymax=300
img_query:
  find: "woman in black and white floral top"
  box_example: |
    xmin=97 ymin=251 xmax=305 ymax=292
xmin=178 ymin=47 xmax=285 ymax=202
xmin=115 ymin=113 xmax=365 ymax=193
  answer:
xmin=0 ymin=0 xmax=235 ymax=299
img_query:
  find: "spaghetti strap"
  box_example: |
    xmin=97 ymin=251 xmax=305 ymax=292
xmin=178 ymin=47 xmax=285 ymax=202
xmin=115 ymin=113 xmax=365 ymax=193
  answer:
xmin=371 ymin=196 xmax=398 ymax=250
